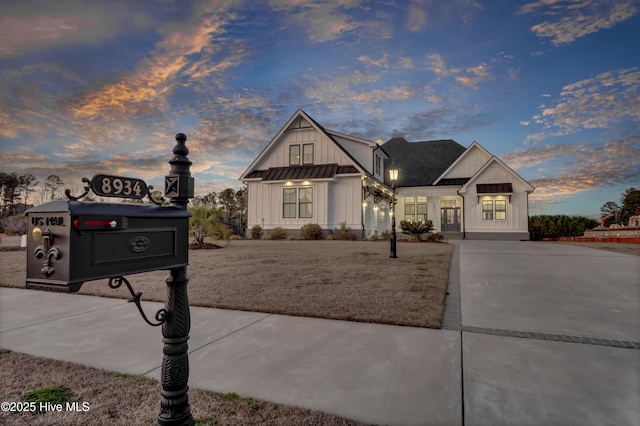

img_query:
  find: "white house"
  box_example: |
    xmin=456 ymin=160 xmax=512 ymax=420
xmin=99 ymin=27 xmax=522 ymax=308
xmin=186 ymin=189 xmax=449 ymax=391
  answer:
xmin=240 ymin=109 xmax=534 ymax=240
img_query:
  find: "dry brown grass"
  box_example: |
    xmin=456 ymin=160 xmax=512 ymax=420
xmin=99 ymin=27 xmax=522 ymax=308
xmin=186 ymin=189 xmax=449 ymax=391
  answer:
xmin=0 ymin=350 xmax=366 ymax=425
xmin=0 ymin=240 xmax=452 ymax=328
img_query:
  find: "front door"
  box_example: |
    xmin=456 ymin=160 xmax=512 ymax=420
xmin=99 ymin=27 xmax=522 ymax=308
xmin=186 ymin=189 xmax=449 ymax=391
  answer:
xmin=441 ymin=207 xmax=460 ymax=232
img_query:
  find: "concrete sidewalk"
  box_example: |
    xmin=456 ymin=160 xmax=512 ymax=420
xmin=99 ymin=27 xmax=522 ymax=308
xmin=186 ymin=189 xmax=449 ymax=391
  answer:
xmin=1 ymin=240 xmax=639 ymax=425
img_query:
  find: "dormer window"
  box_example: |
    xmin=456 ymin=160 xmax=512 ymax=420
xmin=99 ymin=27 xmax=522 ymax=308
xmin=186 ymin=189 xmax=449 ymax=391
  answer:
xmin=375 ymin=155 xmax=381 ymax=175
xmin=290 ymin=144 xmax=314 ymax=165
xmin=289 ymin=145 xmax=300 ymax=165
xmin=303 ymin=143 xmax=314 ymax=165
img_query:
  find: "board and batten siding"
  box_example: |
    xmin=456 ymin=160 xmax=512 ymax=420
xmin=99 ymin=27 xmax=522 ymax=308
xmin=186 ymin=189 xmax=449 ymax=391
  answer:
xmin=253 ymin=129 xmax=354 ymax=170
xmin=328 ymin=176 xmax=363 ymax=231
xmin=247 ymin=181 xmax=331 ymax=231
xmin=463 ymin=161 xmax=529 ymax=234
xmin=442 ymin=144 xmax=491 ymax=179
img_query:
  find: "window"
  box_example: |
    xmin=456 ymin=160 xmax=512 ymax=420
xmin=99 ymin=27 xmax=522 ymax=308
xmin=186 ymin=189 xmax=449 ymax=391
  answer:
xmin=299 ymin=187 xmax=313 ymax=218
xmin=283 ymin=187 xmax=313 ymax=218
xmin=289 ymin=145 xmax=300 ymax=165
xmin=375 ymin=155 xmax=381 ymax=175
xmin=303 ymin=144 xmax=314 ymax=165
xmin=495 ymin=200 xmax=506 ymax=220
xmin=404 ymin=196 xmax=427 ymax=222
xmin=283 ymin=188 xmax=297 ymax=218
xmin=482 ymin=200 xmax=493 ymax=220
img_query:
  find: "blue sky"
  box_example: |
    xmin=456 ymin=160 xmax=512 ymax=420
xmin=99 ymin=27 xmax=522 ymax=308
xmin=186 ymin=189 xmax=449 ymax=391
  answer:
xmin=1 ymin=0 xmax=638 ymax=218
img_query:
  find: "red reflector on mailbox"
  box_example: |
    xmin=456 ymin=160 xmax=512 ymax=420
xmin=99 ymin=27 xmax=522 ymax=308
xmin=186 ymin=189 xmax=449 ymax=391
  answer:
xmin=73 ymin=216 xmax=128 ymax=231
xmin=84 ymin=220 xmax=115 ymax=227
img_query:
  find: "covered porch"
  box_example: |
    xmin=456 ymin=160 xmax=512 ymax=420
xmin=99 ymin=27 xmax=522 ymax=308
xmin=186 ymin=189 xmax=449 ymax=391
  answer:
xmin=394 ymin=188 xmax=464 ymax=238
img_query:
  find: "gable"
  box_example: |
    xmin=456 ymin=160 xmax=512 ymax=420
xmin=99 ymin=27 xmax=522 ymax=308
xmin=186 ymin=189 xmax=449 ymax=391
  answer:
xmin=240 ymin=110 xmax=368 ymax=180
xmin=436 ymin=142 xmax=491 ymax=183
xmin=286 ymin=115 xmax=314 ymax=131
xmin=460 ymin=157 xmax=535 ymax=194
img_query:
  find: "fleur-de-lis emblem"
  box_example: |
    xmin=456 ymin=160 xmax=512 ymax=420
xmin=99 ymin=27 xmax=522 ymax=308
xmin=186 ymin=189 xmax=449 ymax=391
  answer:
xmin=34 ymin=229 xmax=62 ymax=278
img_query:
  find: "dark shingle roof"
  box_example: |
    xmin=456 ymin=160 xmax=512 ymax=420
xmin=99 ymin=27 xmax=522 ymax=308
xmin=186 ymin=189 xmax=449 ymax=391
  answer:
xmin=382 ymin=137 xmax=466 ymax=186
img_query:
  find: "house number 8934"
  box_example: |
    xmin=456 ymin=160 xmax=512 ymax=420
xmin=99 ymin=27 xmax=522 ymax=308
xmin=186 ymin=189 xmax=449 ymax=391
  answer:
xmin=91 ymin=174 xmax=148 ymax=199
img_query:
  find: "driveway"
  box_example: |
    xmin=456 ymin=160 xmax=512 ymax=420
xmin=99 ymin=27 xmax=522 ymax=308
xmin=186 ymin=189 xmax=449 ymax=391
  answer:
xmin=457 ymin=241 xmax=640 ymax=426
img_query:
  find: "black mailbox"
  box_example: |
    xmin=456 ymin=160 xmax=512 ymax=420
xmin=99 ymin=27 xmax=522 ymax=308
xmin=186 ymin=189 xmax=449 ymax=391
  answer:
xmin=25 ymin=200 xmax=190 ymax=292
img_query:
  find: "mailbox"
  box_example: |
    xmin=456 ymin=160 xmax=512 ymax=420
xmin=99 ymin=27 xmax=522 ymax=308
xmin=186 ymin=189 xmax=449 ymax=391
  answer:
xmin=25 ymin=200 xmax=190 ymax=292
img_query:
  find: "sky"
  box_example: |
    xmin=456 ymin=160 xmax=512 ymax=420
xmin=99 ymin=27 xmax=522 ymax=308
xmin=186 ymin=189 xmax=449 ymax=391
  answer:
xmin=0 ymin=0 xmax=639 ymax=218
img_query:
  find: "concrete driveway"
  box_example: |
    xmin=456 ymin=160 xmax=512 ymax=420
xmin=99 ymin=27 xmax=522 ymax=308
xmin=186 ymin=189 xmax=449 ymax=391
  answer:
xmin=457 ymin=241 xmax=639 ymax=426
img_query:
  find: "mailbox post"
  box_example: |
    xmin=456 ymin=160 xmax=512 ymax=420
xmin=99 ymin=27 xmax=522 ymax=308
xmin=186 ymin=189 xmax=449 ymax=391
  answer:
xmin=24 ymin=133 xmax=196 ymax=426
xmin=157 ymin=133 xmax=195 ymax=426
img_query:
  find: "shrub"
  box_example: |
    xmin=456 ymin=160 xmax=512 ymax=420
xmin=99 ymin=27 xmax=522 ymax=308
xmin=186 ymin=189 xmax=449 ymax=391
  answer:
xmin=400 ymin=220 xmax=434 ymax=240
xmin=380 ymin=230 xmax=391 ymax=240
xmin=268 ymin=227 xmax=288 ymax=240
xmin=336 ymin=221 xmax=357 ymax=240
xmin=287 ymin=235 xmax=297 ymax=240
xmin=368 ymin=235 xmax=378 ymax=241
xmin=192 ymin=226 xmax=207 ymax=244
xmin=250 ymin=224 xmax=263 ymax=239
xmin=325 ymin=234 xmax=335 ymax=240
xmin=207 ymin=221 xmax=231 ymax=241
xmin=2 ymin=214 xmax=26 ymax=235
xmin=424 ymin=232 xmax=445 ymax=242
xmin=300 ymin=223 xmax=323 ymax=240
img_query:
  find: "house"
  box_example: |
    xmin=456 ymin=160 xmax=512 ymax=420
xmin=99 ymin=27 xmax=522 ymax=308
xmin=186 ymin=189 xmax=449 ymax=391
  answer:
xmin=240 ymin=109 xmax=534 ymax=240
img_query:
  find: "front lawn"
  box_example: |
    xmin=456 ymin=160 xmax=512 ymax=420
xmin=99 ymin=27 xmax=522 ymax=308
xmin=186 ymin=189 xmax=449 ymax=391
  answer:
xmin=0 ymin=240 xmax=452 ymax=328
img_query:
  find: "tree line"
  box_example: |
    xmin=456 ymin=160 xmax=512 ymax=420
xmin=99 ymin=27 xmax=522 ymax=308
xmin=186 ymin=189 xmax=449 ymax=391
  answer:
xmin=528 ymin=188 xmax=640 ymax=240
xmin=599 ymin=187 xmax=640 ymax=226
xmin=0 ymin=173 xmax=65 ymax=219
xmin=528 ymin=215 xmax=598 ymax=240
xmin=1 ymin=170 xmax=247 ymax=238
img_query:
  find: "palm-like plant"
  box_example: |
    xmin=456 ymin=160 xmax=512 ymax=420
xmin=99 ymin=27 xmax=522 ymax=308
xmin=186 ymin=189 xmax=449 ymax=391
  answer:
xmin=400 ymin=220 xmax=434 ymax=240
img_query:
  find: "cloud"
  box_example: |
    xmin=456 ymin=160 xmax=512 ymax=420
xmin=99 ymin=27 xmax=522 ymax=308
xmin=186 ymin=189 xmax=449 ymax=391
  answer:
xmin=516 ymin=0 xmax=639 ymax=46
xmin=424 ymin=53 xmax=491 ymax=88
xmin=502 ymin=137 xmax=640 ymax=203
xmin=303 ymin=70 xmax=416 ymax=112
xmin=72 ymin=4 xmax=240 ymax=120
xmin=424 ymin=53 xmax=453 ymax=76
xmin=404 ymin=0 xmax=481 ymax=31
xmin=519 ymin=121 xmax=530 ymax=126
xmin=399 ymin=57 xmax=414 ymax=69
xmin=526 ymin=67 xmax=640 ymax=144
xmin=357 ymin=53 xmax=389 ymax=68
xmin=0 ymin=1 xmax=160 ymax=57
xmin=268 ymin=0 xmax=365 ymax=42
xmin=454 ymin=63 xmax=490 ymax=88
xmin=407 ymin=2 xmax=428 ymax=32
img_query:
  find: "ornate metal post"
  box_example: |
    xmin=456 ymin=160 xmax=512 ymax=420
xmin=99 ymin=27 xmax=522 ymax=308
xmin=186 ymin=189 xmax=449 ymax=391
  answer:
xmin=157 ymin=133 xmax=195 ymax=426
xmin=389 ymin=168 xmax=398 ymax=259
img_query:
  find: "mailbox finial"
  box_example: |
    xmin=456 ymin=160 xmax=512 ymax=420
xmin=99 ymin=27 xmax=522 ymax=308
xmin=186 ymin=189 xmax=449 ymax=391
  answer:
xmin=174 ymin=133 xmax=188 ymax=155
xmin=165 ymin=132 xmax=194 ymax=209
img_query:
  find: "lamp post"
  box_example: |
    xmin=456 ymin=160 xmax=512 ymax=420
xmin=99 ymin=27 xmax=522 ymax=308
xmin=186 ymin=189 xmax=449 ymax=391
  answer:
xmin=389 ymin=168 xmax=398 ymax=258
